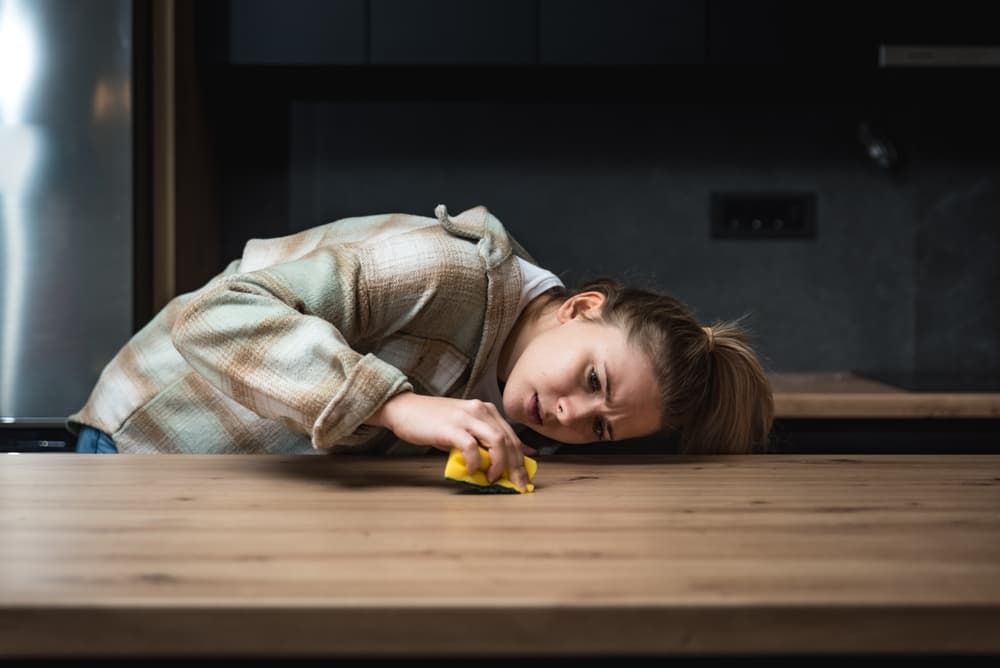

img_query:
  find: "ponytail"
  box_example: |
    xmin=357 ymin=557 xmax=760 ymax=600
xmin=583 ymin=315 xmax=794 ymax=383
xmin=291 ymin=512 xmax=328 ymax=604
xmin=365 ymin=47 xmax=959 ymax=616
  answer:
xmin=676 ymin=317 xmax=775 ymax=454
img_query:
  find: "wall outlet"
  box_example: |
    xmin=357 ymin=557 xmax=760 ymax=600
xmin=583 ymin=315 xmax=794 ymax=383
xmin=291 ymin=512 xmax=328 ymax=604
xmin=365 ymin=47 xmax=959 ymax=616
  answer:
xmin=710 ymin=192 xmax=817 ymax=240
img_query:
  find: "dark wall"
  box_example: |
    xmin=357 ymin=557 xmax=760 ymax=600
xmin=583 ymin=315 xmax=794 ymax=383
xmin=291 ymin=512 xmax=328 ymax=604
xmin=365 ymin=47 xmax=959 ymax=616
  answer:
xmin=190 ymin=1 xmax=1000 ymax=380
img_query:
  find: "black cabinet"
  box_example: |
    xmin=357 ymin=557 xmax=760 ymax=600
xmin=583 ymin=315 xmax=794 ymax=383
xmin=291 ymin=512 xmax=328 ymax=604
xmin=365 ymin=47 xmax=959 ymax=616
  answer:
xmin=370 ymin=0 xmax=536 ymax=64
xmin=540 ymin=0 xmax=705 ymax=65
xmin=707 ymin=1 xmax=879 ymax=68
xmin=874 ymin=1 xmax=1000 ymax=67
xmin=876 ymin=1 xmax=1000 ymax=46
xmin=220 ymin=0 xmax=1000 ymax=67
xmin=228 ymin=0 xmax=366 ymax=65
xmin=708 ymin=1 xmax=1000 ymax=68
xmin=222 ymin=0 xmax=710 ymax=66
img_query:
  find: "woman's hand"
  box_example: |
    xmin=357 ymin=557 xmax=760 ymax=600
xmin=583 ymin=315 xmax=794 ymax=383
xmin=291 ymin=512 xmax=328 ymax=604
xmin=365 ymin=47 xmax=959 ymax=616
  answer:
xmin=367 ymin=392 xmax=537 ymax=491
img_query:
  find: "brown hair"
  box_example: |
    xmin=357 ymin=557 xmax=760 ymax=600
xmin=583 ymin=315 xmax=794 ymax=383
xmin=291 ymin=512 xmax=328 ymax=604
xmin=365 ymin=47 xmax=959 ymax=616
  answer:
xmin=541 ymin=278 xmax=775 ymax=454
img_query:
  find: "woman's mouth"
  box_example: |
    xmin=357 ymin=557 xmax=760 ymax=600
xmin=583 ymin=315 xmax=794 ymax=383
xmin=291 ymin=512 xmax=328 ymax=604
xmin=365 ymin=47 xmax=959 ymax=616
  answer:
xmin=528 ymin=392 xmax=542 ymax=425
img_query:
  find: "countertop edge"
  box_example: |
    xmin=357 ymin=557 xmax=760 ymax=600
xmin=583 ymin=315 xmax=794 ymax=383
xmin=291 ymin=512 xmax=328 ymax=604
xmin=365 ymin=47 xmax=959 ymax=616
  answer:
xmin=2 ymin=604 xmax=999 ymax=656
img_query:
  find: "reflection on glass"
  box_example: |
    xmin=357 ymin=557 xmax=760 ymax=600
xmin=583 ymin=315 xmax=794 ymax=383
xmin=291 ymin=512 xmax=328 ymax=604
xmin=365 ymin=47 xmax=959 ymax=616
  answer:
xmin=0 ymin=0 xmax=39 ymax=123
xmin=0 ymin=0 xmax=40 ymax=414
xmin=0 ymin=0 xmax=132 ymax=423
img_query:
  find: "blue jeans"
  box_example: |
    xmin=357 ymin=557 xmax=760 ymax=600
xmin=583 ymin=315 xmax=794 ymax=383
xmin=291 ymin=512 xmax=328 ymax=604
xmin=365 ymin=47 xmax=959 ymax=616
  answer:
xmin=76 ymin=426 xmax=119 ymax=454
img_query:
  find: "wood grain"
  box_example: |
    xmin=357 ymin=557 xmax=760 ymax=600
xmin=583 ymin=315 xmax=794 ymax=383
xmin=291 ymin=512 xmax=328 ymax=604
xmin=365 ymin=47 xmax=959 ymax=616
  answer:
xmin=771 ymin=372 xmax=1000 ymax=418
xmin=1 ymin=453 xmax=998 ymax=656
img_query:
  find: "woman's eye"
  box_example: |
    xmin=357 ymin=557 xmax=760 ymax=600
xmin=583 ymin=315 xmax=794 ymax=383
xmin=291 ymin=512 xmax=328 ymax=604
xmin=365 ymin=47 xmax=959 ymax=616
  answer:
xmin=589 ymin=368 xmax=601 ymax=391
xmin=589 ymin=368 xmax=606 ymax=440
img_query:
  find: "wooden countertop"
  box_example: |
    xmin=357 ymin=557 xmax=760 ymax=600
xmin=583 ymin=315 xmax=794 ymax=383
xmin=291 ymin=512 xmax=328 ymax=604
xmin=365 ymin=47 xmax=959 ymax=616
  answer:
xmin=2 ymin=453 xmax=999 ymax=657
xmin=771 ymin=372 xmax=1000 ymax=418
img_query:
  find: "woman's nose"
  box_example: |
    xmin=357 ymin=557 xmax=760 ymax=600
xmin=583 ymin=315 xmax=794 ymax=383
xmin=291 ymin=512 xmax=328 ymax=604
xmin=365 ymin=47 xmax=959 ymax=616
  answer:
xmin=555 ymin=393 xmax=600 ymax=426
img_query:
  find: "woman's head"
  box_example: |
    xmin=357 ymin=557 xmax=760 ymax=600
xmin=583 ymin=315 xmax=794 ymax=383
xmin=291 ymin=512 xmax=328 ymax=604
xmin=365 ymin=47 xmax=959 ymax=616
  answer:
xmin=499 ymin=278 xmax=775 ymax=454
xmin=499 ymin=290 xmax=662 ymax=444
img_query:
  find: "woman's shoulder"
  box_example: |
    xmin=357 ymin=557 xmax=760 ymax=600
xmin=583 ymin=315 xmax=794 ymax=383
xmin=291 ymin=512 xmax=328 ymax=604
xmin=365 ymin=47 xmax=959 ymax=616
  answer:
xmin=238 ymin=212 xmax=438 ymax=273
xmin=237 ymin=204 xmax=524 ymax=280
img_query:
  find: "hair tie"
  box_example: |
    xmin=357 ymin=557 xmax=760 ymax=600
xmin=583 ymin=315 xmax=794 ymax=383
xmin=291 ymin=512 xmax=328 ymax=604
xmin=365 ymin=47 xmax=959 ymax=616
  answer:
xmin=702 ymin=326 xmax=715 ymax=352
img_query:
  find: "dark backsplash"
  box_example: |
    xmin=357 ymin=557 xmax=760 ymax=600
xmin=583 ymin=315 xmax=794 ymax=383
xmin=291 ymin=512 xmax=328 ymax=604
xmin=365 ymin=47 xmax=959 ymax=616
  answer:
xmin=209 ymin=93 xmax=998 ymax=378
xmin=181 ymin=26 xmax=1000 ymax=384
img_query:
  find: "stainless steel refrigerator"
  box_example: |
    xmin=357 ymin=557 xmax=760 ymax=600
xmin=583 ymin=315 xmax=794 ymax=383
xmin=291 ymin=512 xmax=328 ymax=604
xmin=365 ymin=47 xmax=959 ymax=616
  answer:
xmin=0 ymin=0 xmax=140 ymax=451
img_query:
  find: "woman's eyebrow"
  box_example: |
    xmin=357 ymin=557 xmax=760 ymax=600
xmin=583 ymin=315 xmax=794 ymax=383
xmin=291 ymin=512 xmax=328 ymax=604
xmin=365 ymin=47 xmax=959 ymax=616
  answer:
xmin=603 ymin=361 xmax=616 ymax=441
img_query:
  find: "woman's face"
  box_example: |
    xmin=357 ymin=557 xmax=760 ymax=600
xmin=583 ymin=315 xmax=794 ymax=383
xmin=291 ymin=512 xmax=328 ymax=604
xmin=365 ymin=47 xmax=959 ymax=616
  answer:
xmin=501 ymin=294 xmax=661 ymax=444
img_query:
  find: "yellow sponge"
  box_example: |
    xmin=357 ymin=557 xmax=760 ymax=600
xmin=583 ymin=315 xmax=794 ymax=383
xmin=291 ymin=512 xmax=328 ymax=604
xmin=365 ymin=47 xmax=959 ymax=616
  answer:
xmin=444 ymin=446 xmax=537 ymax=494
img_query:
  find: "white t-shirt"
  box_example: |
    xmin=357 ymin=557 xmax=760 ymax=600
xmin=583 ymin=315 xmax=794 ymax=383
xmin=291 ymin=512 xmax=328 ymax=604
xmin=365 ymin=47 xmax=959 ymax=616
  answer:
xmin=467 ymin=257 xmax=564 ymax=453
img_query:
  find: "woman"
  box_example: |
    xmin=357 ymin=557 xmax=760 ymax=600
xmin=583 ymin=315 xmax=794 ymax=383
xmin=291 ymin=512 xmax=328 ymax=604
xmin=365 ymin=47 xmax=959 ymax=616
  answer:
xmin=70 ymin=204 xmax=774 ymax=491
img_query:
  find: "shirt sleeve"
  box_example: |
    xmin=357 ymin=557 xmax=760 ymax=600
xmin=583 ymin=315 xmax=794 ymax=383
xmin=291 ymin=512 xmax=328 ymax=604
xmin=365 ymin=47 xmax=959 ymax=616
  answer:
xmin=170 ymin=244 xmax=413 ymax=449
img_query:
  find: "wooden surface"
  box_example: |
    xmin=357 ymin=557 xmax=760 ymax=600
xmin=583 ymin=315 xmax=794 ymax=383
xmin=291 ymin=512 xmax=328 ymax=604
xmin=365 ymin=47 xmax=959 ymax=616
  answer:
xmin=2 ymin=453 xmax=999 ymax=657
xmin=771 ymin=372 xmax=1000 ymax=418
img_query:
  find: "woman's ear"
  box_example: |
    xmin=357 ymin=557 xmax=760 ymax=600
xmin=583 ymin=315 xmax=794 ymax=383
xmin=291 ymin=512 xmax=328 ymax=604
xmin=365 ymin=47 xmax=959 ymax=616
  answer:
xmin=556 ymin=291 xmax=606 ymax=323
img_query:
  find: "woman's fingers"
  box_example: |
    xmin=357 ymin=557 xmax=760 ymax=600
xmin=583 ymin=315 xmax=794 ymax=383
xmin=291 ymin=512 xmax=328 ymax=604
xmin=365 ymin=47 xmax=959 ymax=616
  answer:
xmin=466 ymin=417 xmax=529 ymax=491
xmin=449 ymin=430 xmax=482 ymax=475
xmin=466 ymin=421 xmax=510 ymax=480
xmin=494 ymin=416 xmax=533 ymax=489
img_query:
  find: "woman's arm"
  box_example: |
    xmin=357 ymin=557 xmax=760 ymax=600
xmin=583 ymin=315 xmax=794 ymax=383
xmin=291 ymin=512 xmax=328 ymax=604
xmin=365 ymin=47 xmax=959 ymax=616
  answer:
xmin=171 ymin=246 xmax=412 ymax=449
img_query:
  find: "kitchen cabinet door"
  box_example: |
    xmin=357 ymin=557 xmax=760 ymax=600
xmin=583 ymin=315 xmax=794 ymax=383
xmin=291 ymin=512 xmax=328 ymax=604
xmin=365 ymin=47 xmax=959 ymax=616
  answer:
xmin=540 ymin=0 xmax=706 ymax=64
xmin=706 ymin=1 xmax=878 ymax=69
xmin=370 ymin=0 xmax=536 ymax=64
xmin=229 ymin=0 xmax=367 ymax=64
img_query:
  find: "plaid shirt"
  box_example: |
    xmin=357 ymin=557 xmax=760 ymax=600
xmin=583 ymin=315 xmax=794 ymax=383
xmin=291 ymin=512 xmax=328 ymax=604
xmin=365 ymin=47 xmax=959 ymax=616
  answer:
xmin=68 ymin=205 xmax=536 ymax=454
